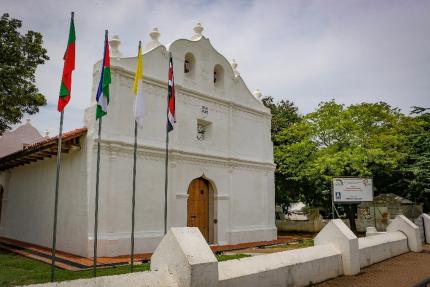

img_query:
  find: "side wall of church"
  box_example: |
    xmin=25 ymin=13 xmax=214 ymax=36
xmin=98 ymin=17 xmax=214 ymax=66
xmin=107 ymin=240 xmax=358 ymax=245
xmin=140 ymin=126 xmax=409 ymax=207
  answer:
xmin=0 ymin=139 xmax=89 ymax=257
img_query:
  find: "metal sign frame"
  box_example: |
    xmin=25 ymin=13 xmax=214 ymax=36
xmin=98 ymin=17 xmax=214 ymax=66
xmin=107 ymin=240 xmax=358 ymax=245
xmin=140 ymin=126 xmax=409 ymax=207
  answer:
xmin=331 ymin=176 xmax=374 ymax=204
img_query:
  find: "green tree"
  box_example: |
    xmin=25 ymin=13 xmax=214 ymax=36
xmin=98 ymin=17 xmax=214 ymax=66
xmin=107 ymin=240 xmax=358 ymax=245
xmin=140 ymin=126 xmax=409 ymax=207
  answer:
xmin=274 ymin=100 xmax=414 ymax=230
xmin=0 ymin=13 xmax=49 ymax=134
xmin=262 ymin=96 xmax=300 ymax=142
xmin=392 ymin=107 xmax=430 ymax=211
xmin=262 ymin=96 xmax=301 ymax=209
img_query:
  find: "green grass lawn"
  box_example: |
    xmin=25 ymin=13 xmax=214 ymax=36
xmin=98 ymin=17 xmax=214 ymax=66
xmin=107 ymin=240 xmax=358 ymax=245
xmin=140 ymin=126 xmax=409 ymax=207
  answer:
xmin=0 ymin=249 xmax=249 ymax=287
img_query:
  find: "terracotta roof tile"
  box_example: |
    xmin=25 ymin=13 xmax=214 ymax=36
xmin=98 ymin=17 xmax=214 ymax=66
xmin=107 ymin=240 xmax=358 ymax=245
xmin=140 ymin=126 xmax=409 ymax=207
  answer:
xmin=0 ymin=128 xmax=87 ymax=171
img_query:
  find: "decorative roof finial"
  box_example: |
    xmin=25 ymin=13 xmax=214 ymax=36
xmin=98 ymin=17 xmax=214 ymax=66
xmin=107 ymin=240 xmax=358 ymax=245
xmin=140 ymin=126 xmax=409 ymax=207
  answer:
xmin=192 ymin=23 xmax=204 ymax=40
xmin=109 ymin=35 xmax=122 ymax=58
xmin=44 ymin=130 xmax=50 ymax=139
xmin=146 ymin=27 xmax=161 ymax=51
xmin=253 ymin=89 xmax=263 ymax=100
xmin=230 ymin=59 xmax=240 ymax=77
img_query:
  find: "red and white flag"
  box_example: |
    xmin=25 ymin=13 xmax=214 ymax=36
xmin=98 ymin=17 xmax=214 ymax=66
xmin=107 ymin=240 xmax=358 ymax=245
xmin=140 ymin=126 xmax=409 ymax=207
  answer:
xmin=167 ymin=53 xmax=175 ymax=132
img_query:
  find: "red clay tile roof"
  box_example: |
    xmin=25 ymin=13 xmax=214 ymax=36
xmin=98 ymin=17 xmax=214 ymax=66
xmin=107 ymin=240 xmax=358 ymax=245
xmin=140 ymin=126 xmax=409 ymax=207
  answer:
xmin=0 ymin=128 xmax=87 ymax=171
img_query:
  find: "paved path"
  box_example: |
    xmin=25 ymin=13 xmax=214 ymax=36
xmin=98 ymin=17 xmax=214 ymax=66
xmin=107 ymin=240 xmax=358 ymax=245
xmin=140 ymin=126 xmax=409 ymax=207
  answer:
xmin=317 ymin=245 xmax=430 ymax=287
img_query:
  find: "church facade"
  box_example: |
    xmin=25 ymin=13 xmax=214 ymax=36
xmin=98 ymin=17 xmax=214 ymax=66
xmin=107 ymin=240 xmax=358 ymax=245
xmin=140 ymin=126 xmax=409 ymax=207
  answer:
xmin=0 ymin=24 xmax=276 ymax=257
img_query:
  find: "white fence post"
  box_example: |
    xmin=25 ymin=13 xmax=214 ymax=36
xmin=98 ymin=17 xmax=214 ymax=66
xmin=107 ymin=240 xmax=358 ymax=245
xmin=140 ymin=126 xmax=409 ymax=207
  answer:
xmin=314 ymin=219 xmax=360 ymax=275
xmin=386 ymin=215 xmax=423 ymax=252
xmin=151 ymin=227 xmax=218 ymax=287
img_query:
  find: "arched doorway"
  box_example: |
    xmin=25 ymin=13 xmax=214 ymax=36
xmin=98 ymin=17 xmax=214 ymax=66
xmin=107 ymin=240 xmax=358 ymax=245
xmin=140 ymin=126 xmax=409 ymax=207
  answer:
xmin=187 ymin=177 xmax=214 ymax=243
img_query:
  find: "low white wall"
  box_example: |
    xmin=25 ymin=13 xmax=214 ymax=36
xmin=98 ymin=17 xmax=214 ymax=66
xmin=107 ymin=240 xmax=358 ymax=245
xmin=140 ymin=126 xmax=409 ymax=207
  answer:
xmin=25 ymin=216 xmax=424 ymax=287
xmin=25 ymin=269 xmax=177 ymax=287
xmin=218 ymin=244 xmax=342 ymax=287
xmin=387 ymin=215 xmax=422 ymax=252
xmin=358 ymin=231 xmax=408 ymax=268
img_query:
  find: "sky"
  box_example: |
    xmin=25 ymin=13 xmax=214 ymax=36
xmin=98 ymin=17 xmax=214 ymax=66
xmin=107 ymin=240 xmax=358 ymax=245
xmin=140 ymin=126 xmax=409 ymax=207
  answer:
xmin=2 ymin=0 xmax=430 ymax=135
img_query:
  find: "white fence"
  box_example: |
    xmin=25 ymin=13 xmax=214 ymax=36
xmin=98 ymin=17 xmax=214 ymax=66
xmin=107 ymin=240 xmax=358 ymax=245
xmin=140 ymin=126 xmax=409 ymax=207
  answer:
xmin=27 ymin=215 xmax=427 ymax=287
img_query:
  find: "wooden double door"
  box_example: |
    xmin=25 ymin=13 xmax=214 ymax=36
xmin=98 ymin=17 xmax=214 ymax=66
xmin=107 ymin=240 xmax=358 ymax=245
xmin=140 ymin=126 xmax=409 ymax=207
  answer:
xmin=187 ymin=178 xmax=210 ymax=242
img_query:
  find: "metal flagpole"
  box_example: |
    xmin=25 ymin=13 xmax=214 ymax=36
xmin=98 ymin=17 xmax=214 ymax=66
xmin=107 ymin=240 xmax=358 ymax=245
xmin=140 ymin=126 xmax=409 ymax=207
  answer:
xmin=163 ymin=52 xmax=172 ymax=235
xmin=164 ymin=105 xmax=170 ymax=235
xmin=93 ymin=117 xmax=102 ymax=277
xmin=50 ymin=110 xmax=64 ymax=282
xmin=131 ymin=120 xmax=138 ymax=272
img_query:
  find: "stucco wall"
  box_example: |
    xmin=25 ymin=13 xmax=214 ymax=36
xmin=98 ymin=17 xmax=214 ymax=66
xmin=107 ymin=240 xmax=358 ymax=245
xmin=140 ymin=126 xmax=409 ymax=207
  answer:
xmin=83 ymin=134 xmax=276 ymax=256
xmin=0 ymin=140 xmax=88 ymax=257
xmin=81 ymin=34 xmax=276 ymax=256
xmin=358 ymin=231 xmax=408 ymax=268
xmin=2 ymin=32 xmax=276 ymax=257
xmin=218 ymin=245 xmax=342 ymax=287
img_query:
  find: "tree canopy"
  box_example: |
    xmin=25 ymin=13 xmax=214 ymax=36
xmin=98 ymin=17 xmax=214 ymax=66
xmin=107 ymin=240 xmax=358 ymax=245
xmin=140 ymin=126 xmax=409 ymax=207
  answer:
xmin=264 ymin=98 xmax=430 ymax=214
xmin=0 ymin=13 xmax=49 ymax=134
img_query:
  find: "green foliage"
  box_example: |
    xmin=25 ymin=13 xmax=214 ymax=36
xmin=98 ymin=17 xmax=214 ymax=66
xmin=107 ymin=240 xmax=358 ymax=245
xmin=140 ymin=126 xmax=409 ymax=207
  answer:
xmin=0 ymin=13 xmax=49 ymax=134
xmin=271 ymin=99 xmax=427 ymax=212
xmin=262 ymin=96 xmax=300 ymax=142
xmin=262 ymin=96 xmax=301 ymax=207
xmin=392 ymin=108 xmax=430 ymax=210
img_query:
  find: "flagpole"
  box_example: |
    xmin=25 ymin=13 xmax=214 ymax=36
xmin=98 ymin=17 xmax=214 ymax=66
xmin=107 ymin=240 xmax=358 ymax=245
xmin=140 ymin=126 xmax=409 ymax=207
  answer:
xmin=164 ymin=120 xmax=169 ymax=235
xmin=50 ymin=110 xmax=64 ymax=282
xmin=131 ymin=120 xmax=138 ymax=271
xmin=93 ymin=117 xmax=102 ymax=277
xmin=130 ymin=40 xmax=142 ymax=272
xmin=163 ymin=53 xmax=172 ymax=235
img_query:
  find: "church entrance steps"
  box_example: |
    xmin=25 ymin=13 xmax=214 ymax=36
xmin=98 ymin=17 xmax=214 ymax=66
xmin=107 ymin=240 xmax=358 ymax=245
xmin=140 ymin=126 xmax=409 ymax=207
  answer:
xmin=0 ymin=234 xmax=312 ymax=271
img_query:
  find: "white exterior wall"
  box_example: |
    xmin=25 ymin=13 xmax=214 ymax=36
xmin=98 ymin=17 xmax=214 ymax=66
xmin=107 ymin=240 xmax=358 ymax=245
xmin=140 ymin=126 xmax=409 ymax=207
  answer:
xmin=0 ymin=141 xmax=88 ymax=257
xmin=0 ymin=32 xmax=275 ymax=257
xmin=82 ymin=34 xmax=276 ymax=256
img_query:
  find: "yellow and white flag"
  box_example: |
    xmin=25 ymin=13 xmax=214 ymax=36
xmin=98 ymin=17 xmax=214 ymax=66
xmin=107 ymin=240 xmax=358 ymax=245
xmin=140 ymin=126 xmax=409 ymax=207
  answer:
xmin=133 ymin=42 xmax=144 ymax=128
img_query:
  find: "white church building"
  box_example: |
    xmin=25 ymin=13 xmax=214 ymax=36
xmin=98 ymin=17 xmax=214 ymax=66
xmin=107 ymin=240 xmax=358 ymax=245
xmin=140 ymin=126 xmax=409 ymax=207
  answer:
xmin=0 ymin=24 xmax=276 ymax=257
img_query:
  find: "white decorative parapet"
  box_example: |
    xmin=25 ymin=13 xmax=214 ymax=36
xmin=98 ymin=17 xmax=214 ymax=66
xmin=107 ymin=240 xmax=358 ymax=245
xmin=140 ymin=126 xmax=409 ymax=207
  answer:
xmin=151 ymin=227 xmax=218 ymax=287
xmin=314 ymin=219 xmax=360 ymax=275
xmin=218 ymin=244 xmax=342 ymax=287
xmin=24 ymin=218 xmax=427 ymax=287
xmin=365 ymin=226 xmax=386 ymax=237
xmin=24 ymin=269 xmax=177 ymax=287
xmin=358 ymin=231 xmax=408 ymax=268
xmin=386 ymin=215 xmax=423 ymax=252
